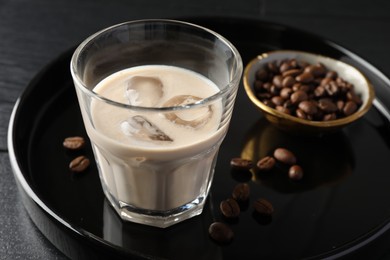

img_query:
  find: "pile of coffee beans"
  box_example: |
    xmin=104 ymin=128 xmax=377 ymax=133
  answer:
xmin=63 ymin=136 xmax=90 ymax=172
xmin=253 ymin=58 xmax=362 ymax=121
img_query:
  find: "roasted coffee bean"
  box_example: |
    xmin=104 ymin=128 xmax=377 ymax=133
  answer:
xmin=230 ymin=158 xmax=253 ymax=170
xmin=276 ymin=106 xmax=290 ymax=114
xmin=282 ymin=76 xmax=295 ymax=88
xmin=347 ymin=90 xmax=362 ymax=105
xmin=271 ymin=96 xmax=285 ymax=106
xmin=63 ymin=136 xmax=85 ymax=150
xmin=263 ymin=99 xmax=275 ymax=108
xmin=314 ymin=86 xmax=326 ymax=97
xmin=272 ymin=75 xmax=284 ymax=88
xmin=69 ymin=155 xmax=90 ymax=172
xmin=209 ymin=222 xmax=234 ymax=243
xmin=298 ymin=100 xmax=318 ymax=115
xmin=267 ymin=62 xmax=278 ymax=73
xmin=256 ymin=69 xmax=269 ymax=81
xmin=280 ymin=87 xmax=293 ymax=99
xmin=232 ymin=183 xmax=250 ymax=201
xmin=296 ymin=108 xmax=307 ymax=119
xmin=288 ymin=165 xmax=303 ymax=180
xmin=318 ymin=98 xmax=338 ymax=113
xmin=290 ymin=90 xmax=308 ymax=104
xmin=326 ymin=70 xmax=338 ymax=79
xmin=343 ymin=101 xmax=358 ymax=116
xmin=323 ymin=113 xmax=337 ymax=121
xmin=220 ymin=198 xmax=240 ymax=218
xmin=274 ymin=148 xmax=297 ymax=165
xmin=282 ymin=69 xmax=301 ymax=77
xmin=279 ymin=62 xmax=292 ymax=73
xmin=257 ymin=156 xmax=276 ymax=171
xmin=324 ymin=82 xmax=339 ymax=96
xmin=320 ymin=77 xmax=332 ymax=86
xmin=253 ymin=58 xmax=362 ymax=121
xmin=296 ymin=72 xmax=314 ymax=83
xmin=304 ymin=64 xmax=326 ymax=77
xmin=253 ymin=198 xmax=274 ymax=216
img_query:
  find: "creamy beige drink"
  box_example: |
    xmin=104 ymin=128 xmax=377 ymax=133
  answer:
xmin=85 ymin=65 xmax=226 ymax=213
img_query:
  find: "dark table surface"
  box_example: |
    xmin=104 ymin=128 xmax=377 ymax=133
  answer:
xmin=1 ymin=0 xmax=390 ymax=259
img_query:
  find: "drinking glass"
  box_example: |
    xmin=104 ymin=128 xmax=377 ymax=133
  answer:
xmin=70 ymin=19 xmax=242 ymax=228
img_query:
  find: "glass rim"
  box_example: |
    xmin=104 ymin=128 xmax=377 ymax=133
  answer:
xmin=70 ymin=19 xmax=243 ymax=111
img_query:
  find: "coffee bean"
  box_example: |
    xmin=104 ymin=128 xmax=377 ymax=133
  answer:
xmin=288 ymin=165 xmax=303 ymax=180
xmin=280 ymin=87 xmax=293 ymax=99
xmin=230 ymin=158 xmax=253 ymax=170
xmin=276 ymin=105 xmax=290 ymax=114
xmin=314 ymin=86 xmax=326 ymax=97
xmin=326 ymin=70 xmax=338 ymax=79
xmin=256 ymin=156 xmax=276 ymax=171
xmin=209 ymin=222 xmax=234 ymax=243
xmin=272 ymin=75 xmax=284 ymax=88
xmin=232 ymin=183 xmax=250 ymax=201
xmin=282 ymin=69 xmax=301 ymax=77
xmin=274 ymin=148 xmax=297 ymax=165
xmin=69 ymin=155 xmax=90 ymax=172
xmin=298 ymin=100 xmax=318 ymax=115
xmin=253 ymin=198 xmax=274 ymax=216
xmin=282 ymin=76 xmax=295 ymax=88
xmin=343 ymin=101 xmax=358 ymax=116
xmin=63 ymin=136 xmax=85 ymax=150
xmin=252 ymin=58 xmax=362 ymax=121
xmin=304 ymin=64 xmax=326 ymax=77
xmin=296 ymin=72 xmax=314 ymax=83
xmin=318 ymin=98 xmax=337 ymax=113
xmin=323 ymin=113 xmax=337 ymax=121
xmin=220 ymin=198 xmax=240 ymax=218
xmin=255 ymin=68 xmax=268 ymax=81
xmin=296 ymin=108 xmax=307 ymax=119
xmin=290 ymin=90 xmax=308 ymax=104
xmin=271 ymin=96 xmax=284 ymax=106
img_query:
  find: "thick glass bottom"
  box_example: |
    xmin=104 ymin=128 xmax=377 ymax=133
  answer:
xmin=103 ymin=186 xmax=207 ymax=228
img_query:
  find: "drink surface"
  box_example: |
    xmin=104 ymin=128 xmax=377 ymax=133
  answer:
xmin=91 ymin=65 xmax=223 ymax=150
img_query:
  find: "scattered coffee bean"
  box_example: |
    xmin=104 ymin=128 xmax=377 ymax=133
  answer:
xmin=69 ymin=155 xmax=90 ymax=172
xmin=253 ymin=58 xmax=362 ymax=121
xmin=220 ymin=198 xmax=240 ymax=218
xmin=256 ymin=156 xmax=276 ymax=171
xmin=209 ymin=222 xmax=234 ymax=243
xmin=288 ymin=165 xmax=304 ymax=180
xmin=230 ymin=158 xmax=253 ymax=170
xmin=232 ymin=183 xmax=250 ymax=201
xmin=63 ymin=136 xmax=85 ymax=150
xmin=273 ymin=148 xmax=297 ymax=165
xmin=253 ymin=198 xmax=274 ymax=216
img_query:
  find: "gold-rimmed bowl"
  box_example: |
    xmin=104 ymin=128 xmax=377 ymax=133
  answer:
xmin=243 ymin=50 xmax=375 ymax=135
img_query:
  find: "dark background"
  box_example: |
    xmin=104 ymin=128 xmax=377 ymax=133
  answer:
xmin=1 ymin=0 xmax=390 ymax=259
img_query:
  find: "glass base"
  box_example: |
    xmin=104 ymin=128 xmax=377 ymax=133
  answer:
xmin=103 ymin=189 xmax=207 ymax=228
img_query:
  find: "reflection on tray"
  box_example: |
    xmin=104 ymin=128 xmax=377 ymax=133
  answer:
xmin=241 ymin=118 xmax=355 ymax=193
xmin=103 ymin=199 xmax=222 ymax=260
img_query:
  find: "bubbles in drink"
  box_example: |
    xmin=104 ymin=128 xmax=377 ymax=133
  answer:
xmin=126 ymin=76 xmax=163 ymax=107
xmin=163 ymin=95 xmax=213 ymax=128
xmin=120 ymin=115 xmax=173 ymax=142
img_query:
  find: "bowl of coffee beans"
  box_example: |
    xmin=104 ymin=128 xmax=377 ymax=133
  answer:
xmin=243 ymin=50 xmax=375 ymax=135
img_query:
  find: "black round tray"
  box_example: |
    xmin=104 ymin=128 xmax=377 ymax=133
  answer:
xmin=8 ymin=17 xmax=390 ymax=259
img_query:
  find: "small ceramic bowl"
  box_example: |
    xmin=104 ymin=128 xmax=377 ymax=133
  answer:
xmin=243 ymin=50 xmax=375 ymax=135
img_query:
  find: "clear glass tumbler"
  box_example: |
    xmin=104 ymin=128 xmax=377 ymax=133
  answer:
xmin=70 ymin=19 xmax=242 ymax=228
